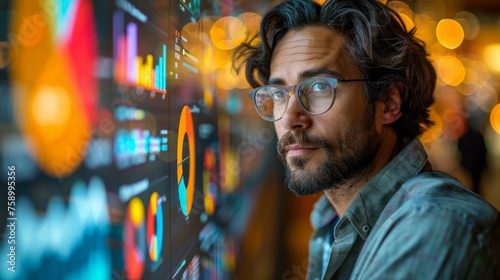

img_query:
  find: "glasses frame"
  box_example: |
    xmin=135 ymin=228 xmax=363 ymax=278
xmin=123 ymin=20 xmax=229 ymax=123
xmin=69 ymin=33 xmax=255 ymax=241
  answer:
xmin=248 ymin=77 xmax=369 ymax=122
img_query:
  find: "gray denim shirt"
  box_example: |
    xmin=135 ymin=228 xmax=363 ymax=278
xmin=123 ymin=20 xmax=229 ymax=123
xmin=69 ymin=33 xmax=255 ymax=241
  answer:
xmin=307 ymin=138 xmax=500 ymax=280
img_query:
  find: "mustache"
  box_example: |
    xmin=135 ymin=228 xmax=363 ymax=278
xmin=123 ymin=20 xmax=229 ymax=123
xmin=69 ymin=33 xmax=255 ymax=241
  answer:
xmin=277 ymin=131 xmax=330 ymax=158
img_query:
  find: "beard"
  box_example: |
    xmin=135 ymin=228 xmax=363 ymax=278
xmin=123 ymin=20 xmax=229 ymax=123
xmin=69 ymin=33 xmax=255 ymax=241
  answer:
xmin=277 ymin=113 xmax=380 ymax=196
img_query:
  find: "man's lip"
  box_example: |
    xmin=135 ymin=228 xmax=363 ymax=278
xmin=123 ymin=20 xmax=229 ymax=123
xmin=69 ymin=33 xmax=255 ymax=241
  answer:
xmin=284 ymin=144 xmax=315 ymax=153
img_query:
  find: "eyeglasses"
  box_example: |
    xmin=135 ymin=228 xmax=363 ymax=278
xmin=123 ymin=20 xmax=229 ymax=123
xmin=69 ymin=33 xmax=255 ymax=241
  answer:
xmin=248 ymin=77 xmax=369 ymax=122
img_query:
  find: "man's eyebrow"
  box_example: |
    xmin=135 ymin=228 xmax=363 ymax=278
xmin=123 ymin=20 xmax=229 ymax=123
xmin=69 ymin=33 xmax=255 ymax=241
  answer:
xmin=267 ymin=68 xmax=341 ymax=86
xmin=267 ymin=77 xmax=286 ymax=86
xmin=299 ymin=68 xmax=341 ymax=81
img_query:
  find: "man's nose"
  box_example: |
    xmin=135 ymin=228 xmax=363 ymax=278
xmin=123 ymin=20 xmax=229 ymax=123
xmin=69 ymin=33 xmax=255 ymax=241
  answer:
xmin=279 ymin=91 xmax=311 ymax=131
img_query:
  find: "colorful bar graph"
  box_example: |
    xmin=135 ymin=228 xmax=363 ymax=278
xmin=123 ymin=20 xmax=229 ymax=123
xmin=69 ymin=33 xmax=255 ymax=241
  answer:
xmin=113 ymin=11 xmax=167 ymax=93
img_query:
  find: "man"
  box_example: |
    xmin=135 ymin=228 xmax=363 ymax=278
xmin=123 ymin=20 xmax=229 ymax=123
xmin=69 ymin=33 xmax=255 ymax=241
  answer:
xmin=234 ymin=0 xmax=500 ymax=279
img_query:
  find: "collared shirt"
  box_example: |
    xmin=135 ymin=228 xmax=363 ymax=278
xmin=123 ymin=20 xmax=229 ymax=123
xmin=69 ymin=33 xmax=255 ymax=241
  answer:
xmin=306 ymin=138 xmax=500 ymax=280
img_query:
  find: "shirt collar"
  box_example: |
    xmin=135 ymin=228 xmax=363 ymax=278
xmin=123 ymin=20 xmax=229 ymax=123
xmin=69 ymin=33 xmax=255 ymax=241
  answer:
xmin=310 ymin=138 xmax=429 ymax=235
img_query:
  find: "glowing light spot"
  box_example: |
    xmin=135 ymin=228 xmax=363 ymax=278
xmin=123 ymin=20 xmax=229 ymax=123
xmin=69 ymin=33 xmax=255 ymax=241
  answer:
xmin=436 ymin=19 xmax=464 ymax=49
xmin=437 ymin=56 xmax=465 ymax=86
xmin=491 ymin=104 xmax=500 ymax=134
xmin=32 ymin=86 xmax=71 ymax=126
xmin=483 ymin=44 xmax=500 ymax=74
xmin=211 ymin=17 xmax=246 ymax=50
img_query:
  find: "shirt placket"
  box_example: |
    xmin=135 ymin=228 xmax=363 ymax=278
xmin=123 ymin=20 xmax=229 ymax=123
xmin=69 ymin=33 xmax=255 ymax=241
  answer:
xmin=322 ymin=219 xmax=359 ymax=279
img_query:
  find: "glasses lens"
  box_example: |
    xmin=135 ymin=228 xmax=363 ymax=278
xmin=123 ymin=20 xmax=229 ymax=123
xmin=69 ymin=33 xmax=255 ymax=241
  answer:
xmin=254 ymin=87 xmax=287 ymax=121
xmin=298 ymin=78 xmax=334 ymax=114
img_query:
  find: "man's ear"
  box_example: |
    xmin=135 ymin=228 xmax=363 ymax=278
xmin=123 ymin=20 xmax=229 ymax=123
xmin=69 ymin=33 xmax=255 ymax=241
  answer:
xmin=382 ymin=82 xmax=403 ymax=124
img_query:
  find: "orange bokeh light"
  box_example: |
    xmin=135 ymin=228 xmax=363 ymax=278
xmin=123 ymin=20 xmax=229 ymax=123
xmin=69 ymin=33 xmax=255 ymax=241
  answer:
xmin=483 ymin=44 xmax=500 ymax=74
xmin=436 ymin=19 xmax=464 ymax=49
xmin=437 ymin=56 xmax=465 ymax=86
xmin=211 ymin=16 xmax=246 ymax=50
xmin=491 ymin=104 xmax=500 ymax=134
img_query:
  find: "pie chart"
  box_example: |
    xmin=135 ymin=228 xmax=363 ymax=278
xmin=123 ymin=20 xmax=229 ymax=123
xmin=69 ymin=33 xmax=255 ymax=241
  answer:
xmin=147 ymin=192 xmax=163 ymax=262
xmin=10 ymin=0 xmax=98 ymax=178
xmin=177 ymin=106 xmax=196 ymax=216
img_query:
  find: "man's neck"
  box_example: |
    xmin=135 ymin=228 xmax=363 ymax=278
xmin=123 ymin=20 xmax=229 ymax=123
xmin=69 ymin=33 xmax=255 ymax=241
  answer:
xmin=324 ymin=126 xmax=399 ymax=217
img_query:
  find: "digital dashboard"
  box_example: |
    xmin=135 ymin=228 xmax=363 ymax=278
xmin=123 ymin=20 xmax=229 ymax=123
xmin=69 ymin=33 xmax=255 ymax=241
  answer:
xmin=0 ymin=0 xmax=271 ymax=279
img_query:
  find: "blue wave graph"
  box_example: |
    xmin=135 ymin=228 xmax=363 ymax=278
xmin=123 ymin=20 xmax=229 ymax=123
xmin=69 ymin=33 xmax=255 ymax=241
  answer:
xmin=0 ymin=177 xmax=111 ymax=279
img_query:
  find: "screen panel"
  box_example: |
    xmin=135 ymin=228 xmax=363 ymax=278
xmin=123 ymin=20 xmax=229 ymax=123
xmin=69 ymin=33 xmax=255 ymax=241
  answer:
xmin=0 ymin=0 xmax=267 ymax=279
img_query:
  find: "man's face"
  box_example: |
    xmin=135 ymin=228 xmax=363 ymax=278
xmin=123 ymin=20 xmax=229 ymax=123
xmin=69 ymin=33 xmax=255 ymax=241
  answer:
xmin=270 ymin=26 xmax=383 ymax=195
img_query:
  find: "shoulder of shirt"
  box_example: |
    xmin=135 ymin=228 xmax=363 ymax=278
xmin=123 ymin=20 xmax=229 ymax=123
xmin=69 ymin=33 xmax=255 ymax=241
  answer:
xmin=388 ymin=170 xmax=499 ymax=230
xmin=352 ymin=171 xmax=500 ymax=279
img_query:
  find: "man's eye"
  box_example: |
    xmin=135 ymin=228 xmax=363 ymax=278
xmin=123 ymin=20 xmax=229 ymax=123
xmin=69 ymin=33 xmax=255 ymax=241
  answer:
xmin=271 ymin=90 xmax=285 ymax=99
xmin=311 ymin=82 xmax=329 ymax=92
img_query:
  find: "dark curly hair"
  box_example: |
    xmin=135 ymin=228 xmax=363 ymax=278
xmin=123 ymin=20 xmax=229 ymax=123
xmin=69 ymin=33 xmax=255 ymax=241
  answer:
xmin=234 ymin=0 xmax=436 ymax=140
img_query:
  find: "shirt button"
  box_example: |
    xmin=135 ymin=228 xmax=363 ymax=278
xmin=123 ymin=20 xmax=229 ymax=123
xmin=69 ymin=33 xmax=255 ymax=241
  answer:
xmin=362 ymin=225 xmax=370 ymax=233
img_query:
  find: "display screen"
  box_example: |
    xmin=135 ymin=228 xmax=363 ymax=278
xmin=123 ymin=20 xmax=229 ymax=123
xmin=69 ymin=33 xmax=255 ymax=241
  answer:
xmin=0 ymin=0 xmax=269 ymax=279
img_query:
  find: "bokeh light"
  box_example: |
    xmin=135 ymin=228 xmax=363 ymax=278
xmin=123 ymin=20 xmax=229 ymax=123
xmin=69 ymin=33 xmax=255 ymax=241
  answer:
xmin=211 ymin=16 xmax=246 ymax=50
xmin=483 ymin=44 xmax=500 ymax=74
xmin=436 ymin=19 xmax=464 ymax=49
xmin=437 ymin=55 xmax=466 ymax=86
xmin=491 ymin=104 xmax=500 ymax=134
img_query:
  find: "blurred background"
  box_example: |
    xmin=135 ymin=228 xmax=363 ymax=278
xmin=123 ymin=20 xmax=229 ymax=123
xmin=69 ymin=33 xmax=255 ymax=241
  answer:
xmin=0 ymin=0 xmax=499 ymax=279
